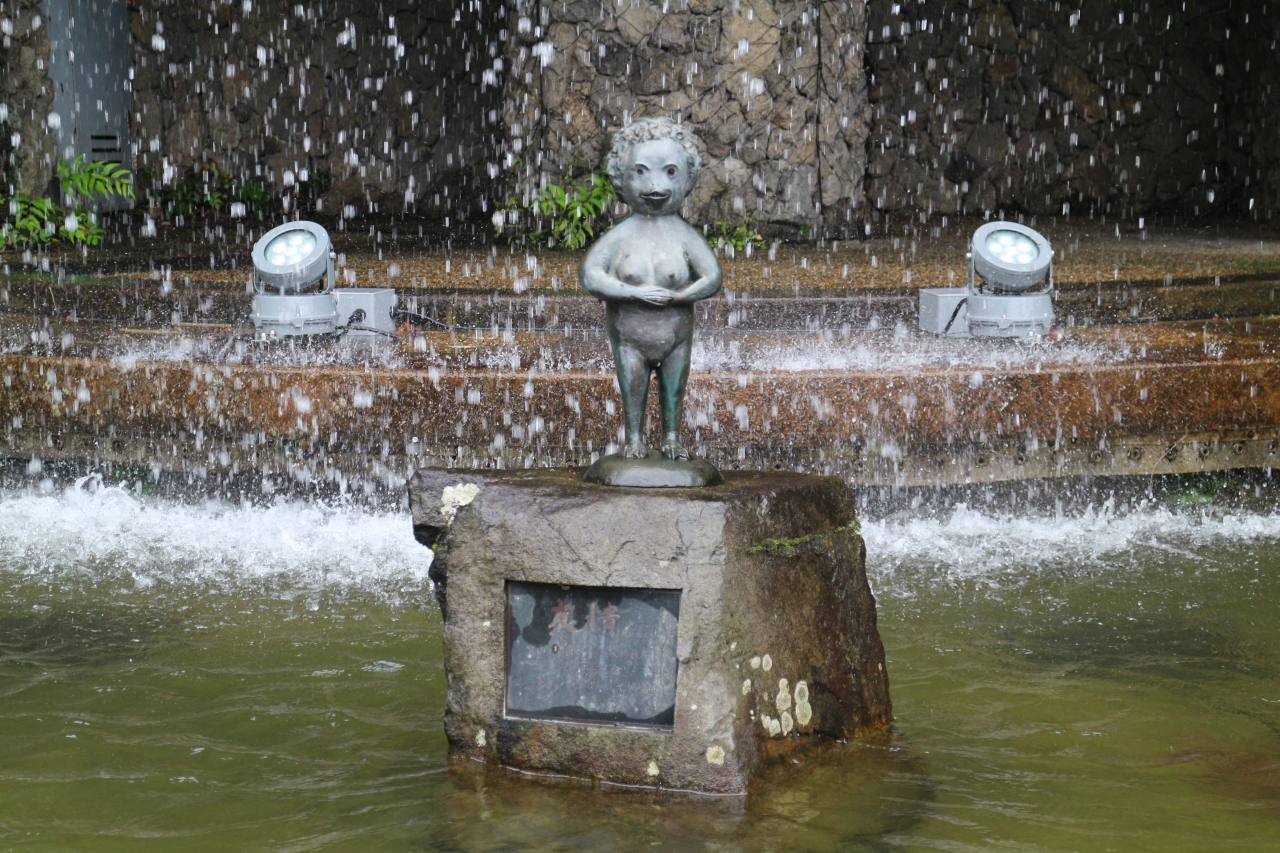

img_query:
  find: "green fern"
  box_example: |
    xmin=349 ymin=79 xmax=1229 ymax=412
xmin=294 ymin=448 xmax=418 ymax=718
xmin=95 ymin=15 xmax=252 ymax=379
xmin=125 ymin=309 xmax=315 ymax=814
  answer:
xmin=59 ymin=208 xmax=106 ymax=246
xmin=57 ymin=155 xmax=135 ymax=201
xmin=0 ymin=195 xmax=58 ymax=250
xmin=711 ymin=217 xmax=765 ymax=253
xmin=0 ymin=157 xmax=134 ymax=251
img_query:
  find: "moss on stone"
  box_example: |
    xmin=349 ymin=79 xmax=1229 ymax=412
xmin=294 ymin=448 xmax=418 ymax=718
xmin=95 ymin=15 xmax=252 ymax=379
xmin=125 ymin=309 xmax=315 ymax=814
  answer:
xmin=745 ymin=520 xmax=861 ymax=557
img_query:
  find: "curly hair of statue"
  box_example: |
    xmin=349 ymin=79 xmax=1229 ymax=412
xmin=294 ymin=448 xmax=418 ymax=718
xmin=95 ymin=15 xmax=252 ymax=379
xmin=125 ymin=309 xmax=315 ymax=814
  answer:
xmin=604 ymin=117 xmax=704 ymax=191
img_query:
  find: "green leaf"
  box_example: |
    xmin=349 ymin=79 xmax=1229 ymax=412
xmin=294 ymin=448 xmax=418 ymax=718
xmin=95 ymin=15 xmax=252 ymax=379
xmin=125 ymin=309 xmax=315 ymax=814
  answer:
xmin=57 ymin=156 xmax=135 ymax=202
xmin=493 ymin=172 xmax=614 ymax=249
xmin=1 ymin=192 xmax=62 ymax=248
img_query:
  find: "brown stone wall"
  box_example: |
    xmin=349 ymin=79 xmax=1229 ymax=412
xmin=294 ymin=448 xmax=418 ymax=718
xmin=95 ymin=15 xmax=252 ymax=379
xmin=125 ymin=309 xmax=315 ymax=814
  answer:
xmin=864 ymin=0 xmax=1279 ymax=219
xmin=127 ymin=0 xmax=502 ymax=220
xmin=7 ymin=0 xmax=1277 ymax=230
xmin=0 ymin=0 xmax=56 ymax=197
xmin=501 ymin=0 xmax=871 ymax=239
xmin=1226 ymin=3 xmax=1280 ymax=220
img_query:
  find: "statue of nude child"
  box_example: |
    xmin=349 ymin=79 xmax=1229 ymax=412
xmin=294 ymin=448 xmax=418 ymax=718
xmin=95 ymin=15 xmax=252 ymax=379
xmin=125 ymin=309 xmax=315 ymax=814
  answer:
xmin=579 ymin=117 xmax=722 ymax=461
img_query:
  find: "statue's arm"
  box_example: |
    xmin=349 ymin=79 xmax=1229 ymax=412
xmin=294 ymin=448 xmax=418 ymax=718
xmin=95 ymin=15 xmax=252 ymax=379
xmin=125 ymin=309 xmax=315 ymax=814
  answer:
xmin=579 ymin=231 xmax=631 ymax=300
xmin=673 ymin=227 xmax=723 ymax=304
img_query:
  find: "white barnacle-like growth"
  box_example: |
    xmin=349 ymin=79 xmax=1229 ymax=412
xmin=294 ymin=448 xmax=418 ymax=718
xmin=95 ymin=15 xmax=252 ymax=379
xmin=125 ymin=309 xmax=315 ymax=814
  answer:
xmin=775 ymin=678 xmax=791 ymax=713
xmin=440 ymin=483 xmax=481 ymax=524
xmin=795 ymin=680 xmax=812 ymax=727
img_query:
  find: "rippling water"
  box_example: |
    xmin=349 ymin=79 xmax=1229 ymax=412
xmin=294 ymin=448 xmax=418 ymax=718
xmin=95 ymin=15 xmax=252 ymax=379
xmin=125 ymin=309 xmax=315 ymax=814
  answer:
xmin=2 ymin=481 xmax=1278 ymax=851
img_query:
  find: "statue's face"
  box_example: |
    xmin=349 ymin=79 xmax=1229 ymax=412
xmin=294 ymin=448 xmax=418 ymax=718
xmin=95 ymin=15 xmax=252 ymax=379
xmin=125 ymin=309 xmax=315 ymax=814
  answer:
xmin=620 ymin=138 xmax=691 ymax=216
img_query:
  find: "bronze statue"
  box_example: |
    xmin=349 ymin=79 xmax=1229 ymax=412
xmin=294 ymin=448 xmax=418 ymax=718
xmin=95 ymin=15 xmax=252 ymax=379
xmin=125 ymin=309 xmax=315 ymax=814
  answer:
xmin=579 ymin=118 xmax=723 ymax=486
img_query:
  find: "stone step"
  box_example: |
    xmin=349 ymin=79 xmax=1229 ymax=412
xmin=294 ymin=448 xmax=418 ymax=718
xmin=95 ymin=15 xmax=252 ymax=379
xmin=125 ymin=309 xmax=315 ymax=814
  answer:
xmin=5 ymin=273 xmax=1279 ymax=332
xmin=5 ymin=223 xmax=1280 ymax=492
xmin=2 ymin=314 xmax=1277 ymax=490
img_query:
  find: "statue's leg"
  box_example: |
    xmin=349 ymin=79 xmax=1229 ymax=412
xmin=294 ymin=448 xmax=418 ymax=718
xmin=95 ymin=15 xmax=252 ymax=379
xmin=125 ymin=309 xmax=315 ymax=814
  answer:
xmin=614 ymin=343 xmax=651 ymax=458
xmin=657 ymin=339 xmax=691 ymax=460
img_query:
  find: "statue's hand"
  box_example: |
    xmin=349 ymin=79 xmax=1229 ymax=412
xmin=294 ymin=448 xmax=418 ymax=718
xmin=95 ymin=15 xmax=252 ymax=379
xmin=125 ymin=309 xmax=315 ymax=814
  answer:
xmin=633 ymin=284 xmax=675 ymax=306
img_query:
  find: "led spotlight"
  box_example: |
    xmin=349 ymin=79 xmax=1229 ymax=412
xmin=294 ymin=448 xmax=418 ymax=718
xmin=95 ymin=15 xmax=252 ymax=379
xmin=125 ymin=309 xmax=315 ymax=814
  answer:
xmin=919 ymin=221 xmax=1054 ymax=339
xmin=249 ymin=221 xmax=338 ymax=337
xmin=970 ymin=222 xmax=1052 ymax=294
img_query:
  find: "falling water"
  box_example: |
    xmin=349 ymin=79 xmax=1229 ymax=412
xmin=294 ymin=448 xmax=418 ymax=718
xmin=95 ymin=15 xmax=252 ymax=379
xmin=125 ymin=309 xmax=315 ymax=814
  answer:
xmin=0 ymin=0 xmax=1278 ymax=847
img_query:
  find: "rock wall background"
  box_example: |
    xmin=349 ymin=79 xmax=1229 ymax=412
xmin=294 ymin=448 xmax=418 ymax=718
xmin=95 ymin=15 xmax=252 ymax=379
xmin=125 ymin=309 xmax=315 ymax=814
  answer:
xmin=0 ymin=0 xmax=56 ymax=197
xmin=126 ymin=0 xmax=501 ymax=221
xmin=1233 ymin=4 xmax=1280 ymax=220
xmin=3 ymin=0 xmax=1278 ymax=226
xmin=501 ymin=0 xmax=870 ymax=238
xmin=864 ymin=0 xmax=1280 ymax=219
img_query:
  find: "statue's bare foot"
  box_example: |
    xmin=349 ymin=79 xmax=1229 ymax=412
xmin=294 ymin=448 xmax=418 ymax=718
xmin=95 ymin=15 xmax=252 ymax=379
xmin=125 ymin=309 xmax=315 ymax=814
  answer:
xmin=623 ymin=442 xmax=649 ymax=459
xmin=661 ymin=440 xmax=690 ymax=461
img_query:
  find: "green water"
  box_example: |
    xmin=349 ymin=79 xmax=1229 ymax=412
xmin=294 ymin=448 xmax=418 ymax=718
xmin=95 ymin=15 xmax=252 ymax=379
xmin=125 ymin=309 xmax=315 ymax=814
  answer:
xmin=1 ymin=506 xmax=1278 ymax=851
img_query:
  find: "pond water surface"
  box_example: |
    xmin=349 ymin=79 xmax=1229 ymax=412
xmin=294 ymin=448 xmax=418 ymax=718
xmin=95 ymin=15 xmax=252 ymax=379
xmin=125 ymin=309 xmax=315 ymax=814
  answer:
xmin=1 ymin=482 xmax=1278 ymax=851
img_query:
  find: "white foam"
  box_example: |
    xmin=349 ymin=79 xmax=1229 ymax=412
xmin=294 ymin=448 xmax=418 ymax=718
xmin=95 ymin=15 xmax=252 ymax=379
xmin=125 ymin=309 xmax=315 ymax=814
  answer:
xmin=863 ymin=502 xmax=1280 ymax=593
xmin=6 ymin=479 xmax=1276 ymax=601
xmin=0 ymin=477 xmax=431 ymax=593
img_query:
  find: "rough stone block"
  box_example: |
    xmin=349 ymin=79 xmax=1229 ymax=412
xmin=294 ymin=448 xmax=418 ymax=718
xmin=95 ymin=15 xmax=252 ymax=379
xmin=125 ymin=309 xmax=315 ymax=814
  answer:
xmin=409 ymin=467 xmax=891 ymax=795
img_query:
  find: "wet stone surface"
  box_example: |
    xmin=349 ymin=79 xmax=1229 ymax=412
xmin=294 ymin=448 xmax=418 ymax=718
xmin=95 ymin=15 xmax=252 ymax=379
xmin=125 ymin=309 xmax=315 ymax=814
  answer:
xmin=410 ymin=466 xmax=892 ymax=794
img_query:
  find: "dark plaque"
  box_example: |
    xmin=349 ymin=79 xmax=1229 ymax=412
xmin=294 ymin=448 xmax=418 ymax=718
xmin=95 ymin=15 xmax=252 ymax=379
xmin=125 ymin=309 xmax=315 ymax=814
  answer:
xmin=505 ymin=582 xmax=681 ymax=729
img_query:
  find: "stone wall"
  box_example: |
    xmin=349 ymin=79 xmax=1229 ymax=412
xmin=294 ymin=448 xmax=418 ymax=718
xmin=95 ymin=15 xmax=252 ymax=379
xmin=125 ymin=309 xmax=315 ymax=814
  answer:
xmin=864 ymin=0 xmax=1280 ymax=219
xmin=126 ymin=0 xmax=501 ymax=220
xmin=1227 ymin=3 xmax=1280 ymax=220
xmin=5 ymin=0 xmax=1279 ymax=228
xmin=501 ymin=0 xmax=871 ymax=239
xmin=0 ymin=0 xmax=56 ymax=197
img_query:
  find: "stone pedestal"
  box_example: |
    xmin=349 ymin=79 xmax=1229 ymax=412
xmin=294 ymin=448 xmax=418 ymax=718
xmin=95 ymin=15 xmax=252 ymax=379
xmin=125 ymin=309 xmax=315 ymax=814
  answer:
xmin=409 ymin=468 xmax=891 ymax=795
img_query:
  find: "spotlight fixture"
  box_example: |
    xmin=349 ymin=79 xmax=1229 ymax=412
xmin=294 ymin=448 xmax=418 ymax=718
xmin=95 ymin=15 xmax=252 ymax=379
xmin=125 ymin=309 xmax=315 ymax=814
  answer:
xmin=250 ymin=221 xmax=338 ymax=338
xmin=919 ymin=221 xmax=1054 ymax=338
xmin=249 ymin=221 xmax=397 ymax=339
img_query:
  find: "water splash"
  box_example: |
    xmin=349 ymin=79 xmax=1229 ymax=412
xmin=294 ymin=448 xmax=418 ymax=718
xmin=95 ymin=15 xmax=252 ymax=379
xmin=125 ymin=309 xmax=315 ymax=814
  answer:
xmin=864 ymin=501 xmax=1280 ymax=592
xmin=692 ymin=332 xmax=1126 ymax=373
xmin=0 ymin=476 xmax=430 ymax=594
xmin=109 ymin=334 xmax=409 ymax=370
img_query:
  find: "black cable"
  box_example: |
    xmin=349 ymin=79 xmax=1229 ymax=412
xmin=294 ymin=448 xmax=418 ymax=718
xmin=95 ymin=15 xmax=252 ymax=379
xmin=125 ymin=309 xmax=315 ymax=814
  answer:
xmin=333 ymin=323 xmax=399 ymax=339
xmin=942 ymin=298 xmax=968 ymax=335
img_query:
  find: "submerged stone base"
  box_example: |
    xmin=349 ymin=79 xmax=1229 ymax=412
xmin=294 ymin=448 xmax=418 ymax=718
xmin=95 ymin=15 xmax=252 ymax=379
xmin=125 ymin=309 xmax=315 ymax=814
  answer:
xmin=409 ymin=467 xmax=891 ymax=795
